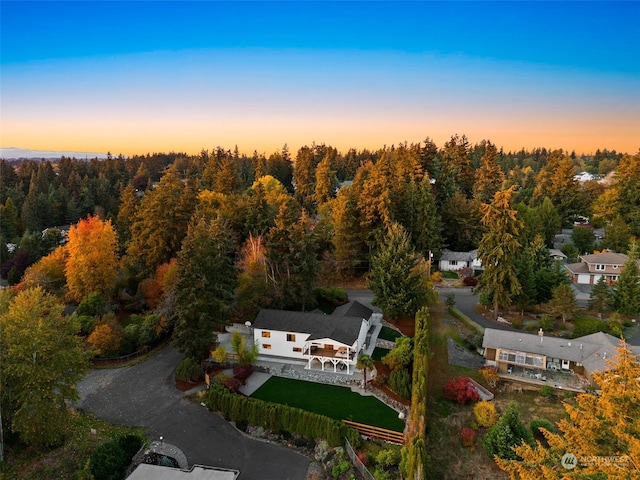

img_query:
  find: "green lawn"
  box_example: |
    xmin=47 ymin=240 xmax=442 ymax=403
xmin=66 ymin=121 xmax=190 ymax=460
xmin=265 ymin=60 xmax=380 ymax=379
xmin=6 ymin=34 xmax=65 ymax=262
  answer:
xmin=377 ymin=326 xmax=404 ymax=342
xmin=372 ymin=347 xmax=390 ymax=361
xmin=251 ymin=376 xmax=405 ymax=432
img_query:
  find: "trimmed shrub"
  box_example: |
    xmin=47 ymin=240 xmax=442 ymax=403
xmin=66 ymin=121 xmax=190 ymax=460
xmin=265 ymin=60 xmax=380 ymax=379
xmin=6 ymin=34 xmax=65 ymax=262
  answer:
xmin=90 ymin=434 xmax=143 ymax=480
xmin=460 ymin=427 xmax=476 ymax=447
xmin=473 ymin=401 xmax=498 ymax=428
xmin=175 ymin=357 xmax=203 ymax=382
xmin=206 ymin=384 xmax=354 ymax=447
xmin=540 ymin=385 xmax=554 ymax=397
xmin=530 ymin=418 xmax=555 ymax=442
xmin=388 ymin=369 xmax=412 ymax=399
xmin=462 ymin=276 xmax=478 ymax=287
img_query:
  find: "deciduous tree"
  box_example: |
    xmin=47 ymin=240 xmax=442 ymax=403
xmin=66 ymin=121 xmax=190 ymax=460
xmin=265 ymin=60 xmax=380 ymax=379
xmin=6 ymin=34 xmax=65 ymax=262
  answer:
xmin=0 ymin=287 xmax=88 ymax=448
xmin=65 ymin=215 xmax=119 ymax=302
xmin=496 ymin=339 xmax=640 ymax=479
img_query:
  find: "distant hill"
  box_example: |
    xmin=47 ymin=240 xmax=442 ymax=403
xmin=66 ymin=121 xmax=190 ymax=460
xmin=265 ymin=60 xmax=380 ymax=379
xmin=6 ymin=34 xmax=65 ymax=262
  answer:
xmin=0 ymin=147 xmax=110 ymax=160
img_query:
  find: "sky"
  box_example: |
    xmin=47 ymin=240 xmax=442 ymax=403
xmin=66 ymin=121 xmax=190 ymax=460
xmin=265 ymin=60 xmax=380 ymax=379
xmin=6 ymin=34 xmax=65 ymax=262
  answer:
xmin=1 ymin=1 xmax=639 ymax=157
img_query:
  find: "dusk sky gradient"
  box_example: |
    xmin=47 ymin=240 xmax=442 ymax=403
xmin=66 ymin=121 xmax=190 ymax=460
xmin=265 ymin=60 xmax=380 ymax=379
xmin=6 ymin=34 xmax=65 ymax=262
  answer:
xmin=1 ymin=1 xmax=639 ymax=157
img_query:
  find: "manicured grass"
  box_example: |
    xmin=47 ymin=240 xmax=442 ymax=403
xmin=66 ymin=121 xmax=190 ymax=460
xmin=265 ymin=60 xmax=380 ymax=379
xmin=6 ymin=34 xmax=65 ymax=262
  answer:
xmin=372 ymin=347 xmax=390 ymax=361
xmin=441 ymin=271 xmax=459 ymax=279
xmin=377 ymin=326 xmax=404 ymax=342
xmin=251 ymin=376 xmax=405 ymax=432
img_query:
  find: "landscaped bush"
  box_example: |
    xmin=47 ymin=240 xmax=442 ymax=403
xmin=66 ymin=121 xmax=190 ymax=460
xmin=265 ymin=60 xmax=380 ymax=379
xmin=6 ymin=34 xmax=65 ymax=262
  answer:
xmin=483 ymin=402 xmax=533 ymax=460
xmin=511 ymin=317 xmax=523 ymax=329
xmin=376 ymin=448 xmax=401 ymax=468
xmin=206 ymin=384 xmax=355 ymax=447
xmin=77 ymin=292 xmax=104 ymax=316
xmin=462 ymin=276 xmax=478 ymax=286
xmin=473 ymin=401 xmax=498 ymax=427
xmin=90 ymin=434 xmax=144 ymax=480
xmin=460 ymin=427 xmax=476 ymax=447
xmin=314 ymin=287 xmax=348 ymax=306
xmin=540 ymin=385 xmax=554 ymax=397
xmin=530 ymin=418 xmax=555 ymax=442
xmin=538 ymin=314 xmax=555 ymax=332
xmin=175 ymin=357 xmax=203 ymax=382
xmin=388 ymin=369 xmax=412 ymax=399
xmin=572 ymin=316 xmax=608 ymax=337
xmin=88 ymin=316 xmax=124 ymax=357
xmin=443 ymin=377 xmax=480 ymax=405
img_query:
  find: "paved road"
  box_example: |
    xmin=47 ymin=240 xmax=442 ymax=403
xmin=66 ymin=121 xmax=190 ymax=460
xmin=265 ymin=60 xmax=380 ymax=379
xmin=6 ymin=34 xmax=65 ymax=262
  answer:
xmin=76 ymin=347 xmax=310 ymax=480
xmin=436 ymin=286 xmax=515 ymax=332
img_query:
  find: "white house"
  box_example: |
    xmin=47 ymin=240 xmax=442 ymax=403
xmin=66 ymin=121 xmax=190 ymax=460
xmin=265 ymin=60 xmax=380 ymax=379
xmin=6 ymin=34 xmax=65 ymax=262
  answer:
xmin=438 ymin=249 xmax=482 ymax=272
xmin=251 ymin=301 xmax=376 ymax=374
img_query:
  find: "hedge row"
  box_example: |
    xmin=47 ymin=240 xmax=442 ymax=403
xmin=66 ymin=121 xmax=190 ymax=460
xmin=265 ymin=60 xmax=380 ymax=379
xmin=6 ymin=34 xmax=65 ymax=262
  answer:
xmin=448 ymin=306 xmax=485 ymax=335
xmin=206 ymin=384 xmax=360 ymax=448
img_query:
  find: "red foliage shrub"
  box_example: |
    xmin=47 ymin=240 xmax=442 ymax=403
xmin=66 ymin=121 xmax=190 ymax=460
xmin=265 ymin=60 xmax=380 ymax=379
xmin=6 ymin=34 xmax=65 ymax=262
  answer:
xmin=463 ymin=276 xmax=478 ymax=286
xmin=233 ymin=365 xmax=253 ymax=384
xmin=460 ymin=427 xmax=476 ymax=447
xmin=223 ymin=376 xmax=242 ymax=393
xmin=443 ymin=377 xmax=480 ymax=404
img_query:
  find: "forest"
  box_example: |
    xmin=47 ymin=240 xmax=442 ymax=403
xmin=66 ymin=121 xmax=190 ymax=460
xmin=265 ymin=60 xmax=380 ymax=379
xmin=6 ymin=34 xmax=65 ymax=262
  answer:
xmin=0 ymin=135 xmax=639 ymax=460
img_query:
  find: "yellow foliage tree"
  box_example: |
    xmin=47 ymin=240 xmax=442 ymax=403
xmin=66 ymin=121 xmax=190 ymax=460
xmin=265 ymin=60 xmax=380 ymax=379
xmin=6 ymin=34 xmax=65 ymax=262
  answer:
xmin=496 ymin=339 xmax=640 ymax=479
xmin=474 ymin=401 xmax=499 ymax=428
xmin=87 ymin=316 xmax=123 ymax=356
xmin=22 ymin=245 xmax=67 ymax=295
xmin=65 ymin=215 xmax=119 ymax=302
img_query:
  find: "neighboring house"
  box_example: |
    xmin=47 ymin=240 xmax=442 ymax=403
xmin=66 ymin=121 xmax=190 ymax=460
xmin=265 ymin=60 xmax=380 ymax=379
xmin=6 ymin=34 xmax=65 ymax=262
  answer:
xmin=548 ymin=248 xmax=567 ymax=262
xmin=482 ymin=328 xmax=638 ymax=389
xmin=564 ymin=251 xmax=634 ymax=285
xmin=251 ymin=301 xmax=379 ymax=374
xmin=438 ymin=249 xmax=482 ymax=272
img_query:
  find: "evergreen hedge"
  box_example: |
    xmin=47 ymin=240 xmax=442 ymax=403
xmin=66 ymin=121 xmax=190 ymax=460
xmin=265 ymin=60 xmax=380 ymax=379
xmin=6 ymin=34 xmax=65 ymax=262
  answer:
xmin=206 ymin=384 xmax=360 ymax=447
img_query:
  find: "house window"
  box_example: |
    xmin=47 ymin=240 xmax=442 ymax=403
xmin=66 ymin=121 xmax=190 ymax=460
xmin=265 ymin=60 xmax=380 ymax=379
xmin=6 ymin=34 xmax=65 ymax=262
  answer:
xmin=261 ymin=331 xmax=271 ymax=338
xmin=286 ymin=334 xmax=296 ymax=342
xmin=610 ymin=276 xmax=618 ymax=282
xmin=450 ymin=260 xmax=458 ymax=266
xmin=595 ymin=264 xmax=605 ymax=271
xmin=293 ymin=347 xmax=302 ymax=353
xmin=613 ymin=265 xmax=619 ymax=269
xmin=263 ymin=344 xmax=271 ymax=350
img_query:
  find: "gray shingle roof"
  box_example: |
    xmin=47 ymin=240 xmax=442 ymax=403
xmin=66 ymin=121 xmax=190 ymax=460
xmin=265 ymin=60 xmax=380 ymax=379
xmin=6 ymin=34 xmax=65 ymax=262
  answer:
xmin=440 ymin=249 xmax=478 ymax=262
xmin=579 ymin=252 xmax=628 ymax=265
xmin=332 ymin=300 xmax=373 ymax=320
xmin=483 ymin=328 xmax=640 ymax=375
xmin=253 ymin=309 xmax=363 ymax=346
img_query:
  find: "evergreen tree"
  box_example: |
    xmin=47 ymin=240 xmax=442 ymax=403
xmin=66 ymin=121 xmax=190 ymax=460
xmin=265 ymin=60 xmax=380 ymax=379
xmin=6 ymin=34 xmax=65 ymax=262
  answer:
xmin=588 ymin=276 xmax=613 ymax=318
xmin=476 ymin=186 xmax=523 ymax=319
xmin=173 ymin=218 xmax=236 ymax=360
xmin=547 ymin=283 xmax=577 ymax=323
xmin=125 ymin=172 xmax=197 ymax=280
xmin=265 ymin=207 xmax=319 ymax=310
xmin=369 ymin=222 xmax=427 ymax=319
xmin=484 ymin=402 xmax=533 ymax=461
xmin=615 ymin=241 xmax=640 ymax=316
xmin=474 ymin=140 xmax=505 ymax=203
xmin=329 ymin=186 xmax=368 ymax=278
xmin=312 ymin=154 xmax=337 ymax=206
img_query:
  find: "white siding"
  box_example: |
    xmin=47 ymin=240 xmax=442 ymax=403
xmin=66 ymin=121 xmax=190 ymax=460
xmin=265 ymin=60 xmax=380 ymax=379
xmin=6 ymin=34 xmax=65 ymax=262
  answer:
xmin=253 ymin=328 xmax=309 ymax=359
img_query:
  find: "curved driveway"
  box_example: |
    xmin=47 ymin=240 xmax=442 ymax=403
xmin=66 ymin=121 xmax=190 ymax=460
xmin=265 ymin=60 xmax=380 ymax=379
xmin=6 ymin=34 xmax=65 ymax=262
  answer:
xmin=76 ymin=346 xmax=310 ymax=480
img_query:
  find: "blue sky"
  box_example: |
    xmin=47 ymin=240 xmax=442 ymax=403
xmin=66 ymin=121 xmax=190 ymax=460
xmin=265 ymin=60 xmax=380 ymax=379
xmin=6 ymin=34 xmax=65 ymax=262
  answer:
xmin=1 ymin=1 xmax=639 ymax=156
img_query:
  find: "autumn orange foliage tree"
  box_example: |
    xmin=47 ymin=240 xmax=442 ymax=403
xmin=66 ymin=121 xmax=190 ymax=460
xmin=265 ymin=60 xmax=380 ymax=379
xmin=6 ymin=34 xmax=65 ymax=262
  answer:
xmin=65 ymin=215 xmax=119 ymax=303
xmin=87 ymin=314 xmax=124 ymax=356
xmin=496 ymin=339 xmax=640 ymax=479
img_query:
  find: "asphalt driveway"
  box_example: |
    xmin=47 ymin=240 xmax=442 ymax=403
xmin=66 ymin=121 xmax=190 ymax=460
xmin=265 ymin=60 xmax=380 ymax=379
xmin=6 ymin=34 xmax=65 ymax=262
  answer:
xmin=75 ymin=346 xmax=310 ymax=480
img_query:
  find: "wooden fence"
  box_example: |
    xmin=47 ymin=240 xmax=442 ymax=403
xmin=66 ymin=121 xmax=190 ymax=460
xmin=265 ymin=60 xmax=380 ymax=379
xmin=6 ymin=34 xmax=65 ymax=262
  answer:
xmin=342 ymin=420 xmax=405 ymax=444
